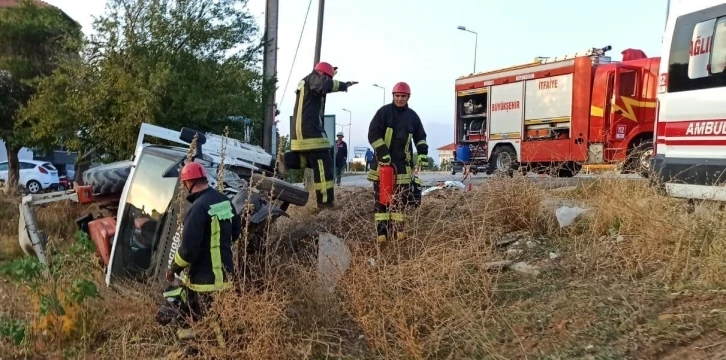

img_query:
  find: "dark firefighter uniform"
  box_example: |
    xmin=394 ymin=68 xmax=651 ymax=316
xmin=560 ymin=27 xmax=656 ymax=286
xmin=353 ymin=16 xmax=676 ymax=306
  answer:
xmin=367 ymin=88 xmax=428 ymax=243
xmin=160 ymin=186 xmax=242 ymax=324
xmin=283 ymin=61 xmax=355 ymax=207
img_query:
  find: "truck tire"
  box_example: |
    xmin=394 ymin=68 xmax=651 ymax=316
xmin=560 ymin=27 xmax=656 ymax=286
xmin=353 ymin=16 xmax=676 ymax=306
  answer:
xmin=633 ymin=139 xmax=654 ymax=179
xmin=83 ymin=161 xmax=133 ymax=195
xmin=491 ymin=146 xmax=518 ymax=176
xmin=250 ymin=174 xmax=309 ymax=207
xmin=556 ymin=162 xmax=582 ymax=178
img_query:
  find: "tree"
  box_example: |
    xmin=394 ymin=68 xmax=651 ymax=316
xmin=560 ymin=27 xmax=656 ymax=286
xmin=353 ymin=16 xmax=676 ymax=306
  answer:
xmin=0 ymin=0 xmax=81 ymax=192
xmin=19 ymin=0 xmax=272 ymax=180
xmin=427 ymin=156 xmax=438 ymax=171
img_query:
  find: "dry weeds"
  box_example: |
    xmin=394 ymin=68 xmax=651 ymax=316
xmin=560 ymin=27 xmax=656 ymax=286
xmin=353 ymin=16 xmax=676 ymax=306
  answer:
xmin=2 ymin=175 xmax=726 ymax=359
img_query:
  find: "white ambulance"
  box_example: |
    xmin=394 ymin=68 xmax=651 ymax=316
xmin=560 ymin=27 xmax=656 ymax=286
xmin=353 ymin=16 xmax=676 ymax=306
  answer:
xmin=654 ymin=0 xmax=726 ymax=200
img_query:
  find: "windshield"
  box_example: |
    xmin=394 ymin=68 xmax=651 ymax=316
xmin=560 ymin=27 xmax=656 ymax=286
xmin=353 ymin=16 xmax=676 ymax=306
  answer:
xmin=110 ymin=149 xmax=179 ymax=280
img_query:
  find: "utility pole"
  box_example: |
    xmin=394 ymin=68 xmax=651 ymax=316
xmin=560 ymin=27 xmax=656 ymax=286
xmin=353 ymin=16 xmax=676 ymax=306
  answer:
xmin=314 ymin=0 xmax=325 ymax=64
xmin=262 ymin=0 xmax=279 ymax=154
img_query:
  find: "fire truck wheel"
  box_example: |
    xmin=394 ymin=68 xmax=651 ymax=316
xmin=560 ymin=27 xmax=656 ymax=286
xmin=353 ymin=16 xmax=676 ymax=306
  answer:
xmin=632 ymin=139 xmax=654 ymax=179
xmin=491 ymin=146 xmax=518 ymax=176
xmin=556 ymin=162 xmax=582 ymax=178
xmin=250 ymin=173 xmax=309 ymax=207
xmin=83 ymin=160 xmax=133 ymax=195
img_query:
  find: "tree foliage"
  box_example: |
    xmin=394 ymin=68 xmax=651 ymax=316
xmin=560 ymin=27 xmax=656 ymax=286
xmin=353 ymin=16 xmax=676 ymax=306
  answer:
xmin=20 ymin=0 xmax=273 ymax=163
xmin=0 ymin=0 xmax=82 ymax=191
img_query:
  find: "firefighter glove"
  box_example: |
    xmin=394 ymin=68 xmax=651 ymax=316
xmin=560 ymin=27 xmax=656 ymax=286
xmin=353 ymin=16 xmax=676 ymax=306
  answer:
xmin=379 ymin=154 xmax=391 ymax=165
xmin=165 ymin=269 xmax=175 ymax=283
xmin=418 ymin=155 xmax=429 ymax=169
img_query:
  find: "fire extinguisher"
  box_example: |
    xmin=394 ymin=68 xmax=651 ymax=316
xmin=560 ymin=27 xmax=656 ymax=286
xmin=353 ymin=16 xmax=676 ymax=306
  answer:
xmin=378 ymin=163 xmax=395 ymax=205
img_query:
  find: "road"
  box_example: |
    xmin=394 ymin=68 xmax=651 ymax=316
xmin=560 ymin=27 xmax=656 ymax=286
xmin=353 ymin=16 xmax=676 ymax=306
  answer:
xmin=335 ymin=171 xmax=644 ymax=188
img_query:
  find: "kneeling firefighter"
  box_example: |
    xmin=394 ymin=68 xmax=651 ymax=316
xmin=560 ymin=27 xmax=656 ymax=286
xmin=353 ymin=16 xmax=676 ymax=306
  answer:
xmin=367 ymin=82 xmax=428 ymax=243
xmin=155 ymin=161 xmax=242 ymax=340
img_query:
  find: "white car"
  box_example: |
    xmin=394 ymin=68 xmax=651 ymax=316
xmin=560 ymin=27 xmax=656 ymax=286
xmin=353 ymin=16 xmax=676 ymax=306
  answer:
xmin=0 ymin=159 xmax=60 ymax=194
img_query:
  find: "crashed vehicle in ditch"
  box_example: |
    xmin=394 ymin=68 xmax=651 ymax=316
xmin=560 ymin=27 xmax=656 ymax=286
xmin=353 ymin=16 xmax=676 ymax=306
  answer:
xmin=19 ymin=123 xmax=310 ymax=290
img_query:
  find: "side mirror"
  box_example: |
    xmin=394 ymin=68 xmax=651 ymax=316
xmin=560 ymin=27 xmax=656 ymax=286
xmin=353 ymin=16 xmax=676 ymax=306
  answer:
xmin=180 ymin=128 xmax=207 ymax=159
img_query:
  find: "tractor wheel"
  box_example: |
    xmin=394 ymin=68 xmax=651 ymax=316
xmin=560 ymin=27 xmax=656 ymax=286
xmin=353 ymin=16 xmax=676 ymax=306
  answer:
xmin=250 ymin=174 xmax=309 ymax=206
xmin=83 ymin=161 xmax=133 ymax=195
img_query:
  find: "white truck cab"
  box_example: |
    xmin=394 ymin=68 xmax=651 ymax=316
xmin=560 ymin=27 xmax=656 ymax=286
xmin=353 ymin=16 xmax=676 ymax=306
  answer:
xmin=653 ymin=0 xmax=726 ymax=200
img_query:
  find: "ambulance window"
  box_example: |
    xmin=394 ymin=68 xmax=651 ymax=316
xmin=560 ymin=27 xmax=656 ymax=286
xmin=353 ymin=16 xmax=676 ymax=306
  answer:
xmin=709 ymin=17 xmax=726 ymax=74
xmin=687 ymin=18 xmax=717 ymax=79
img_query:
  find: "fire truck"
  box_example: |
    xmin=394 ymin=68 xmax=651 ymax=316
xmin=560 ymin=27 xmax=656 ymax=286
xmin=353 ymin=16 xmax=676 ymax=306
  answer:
xmin=453 ymin=45 xmax=659 ymax=177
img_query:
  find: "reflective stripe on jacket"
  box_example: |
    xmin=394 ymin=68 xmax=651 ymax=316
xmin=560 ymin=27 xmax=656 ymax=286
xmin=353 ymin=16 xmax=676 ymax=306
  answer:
xmin=367 ymin=103 xmax=428 ymax=184
xmin=290 ymin=71 xmax=350 ymax=151
xmin=171 ymin=187 xmax=242 ymax=292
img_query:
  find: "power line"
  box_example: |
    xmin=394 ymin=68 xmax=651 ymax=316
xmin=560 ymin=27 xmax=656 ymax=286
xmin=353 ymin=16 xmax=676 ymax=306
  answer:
xmin=278 ymin=0 xmax=313 ymax=111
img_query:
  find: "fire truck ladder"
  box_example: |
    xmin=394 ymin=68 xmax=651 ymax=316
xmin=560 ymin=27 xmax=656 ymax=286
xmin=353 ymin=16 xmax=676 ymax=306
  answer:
xmin=538 ymin=45 xmax=612 ymax=64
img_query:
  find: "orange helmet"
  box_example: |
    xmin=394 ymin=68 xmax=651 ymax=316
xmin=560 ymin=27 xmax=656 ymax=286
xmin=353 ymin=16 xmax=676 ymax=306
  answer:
xmin=314 ymin=62 xmax=336 ymax=77
xmin=392 ymin=82 xmax=411 ymax=95
xmin=180 ymin=162 xmax=207 ymax=181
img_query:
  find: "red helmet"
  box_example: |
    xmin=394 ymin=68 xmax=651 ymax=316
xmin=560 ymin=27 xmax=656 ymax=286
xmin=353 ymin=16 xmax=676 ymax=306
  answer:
xmin=392 ymin=82 xmax=411 ymax=95
xmin=180 ymin=162 xmax=207 ymax=181
xmin=314 ymin=62 xmax=335 ymax=77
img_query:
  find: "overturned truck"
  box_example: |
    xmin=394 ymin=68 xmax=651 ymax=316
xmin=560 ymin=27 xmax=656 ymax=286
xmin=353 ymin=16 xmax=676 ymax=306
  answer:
xmin=18 ymin=123 xmax=310 ymax=290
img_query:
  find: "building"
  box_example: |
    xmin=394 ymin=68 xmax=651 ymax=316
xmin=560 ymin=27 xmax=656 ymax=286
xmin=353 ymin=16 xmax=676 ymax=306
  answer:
xmin=437 ymin=143 xmax=456 ymax=166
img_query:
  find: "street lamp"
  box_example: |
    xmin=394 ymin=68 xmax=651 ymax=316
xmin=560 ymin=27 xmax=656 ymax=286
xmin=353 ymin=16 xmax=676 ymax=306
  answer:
xmin=372 ymin=84 xmax=386 ymax=105
xmin=457 ymin=25 xmax=478 ymax=74
xmin=341 ymin=108 xmax=353 ymax=170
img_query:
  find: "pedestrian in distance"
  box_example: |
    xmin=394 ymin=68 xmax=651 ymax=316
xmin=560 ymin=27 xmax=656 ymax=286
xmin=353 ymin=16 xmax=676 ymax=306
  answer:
xmin=367 ymin=82 xmax=428 ymax=244
xmin=280 ymin=61 xmax=358 ymax=209
xmin=334 ymin=131 xmax=348 ymax=186
xmin=365 ymin=148 xmax=374 ymax=171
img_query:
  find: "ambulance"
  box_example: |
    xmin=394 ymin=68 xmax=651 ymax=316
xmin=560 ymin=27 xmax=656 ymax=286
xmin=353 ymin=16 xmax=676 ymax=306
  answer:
xmin=652 ymin=0 xmax=726 ymax=200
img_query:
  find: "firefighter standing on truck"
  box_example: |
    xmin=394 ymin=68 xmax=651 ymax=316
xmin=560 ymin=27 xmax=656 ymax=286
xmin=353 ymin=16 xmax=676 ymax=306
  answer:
xmin=367 ymin=82 xmax=428 ymax=243
xmin=281 ymin=62 xmax=358 ymax=209
xmin=156 ymin=161 xmax=242 ymax=339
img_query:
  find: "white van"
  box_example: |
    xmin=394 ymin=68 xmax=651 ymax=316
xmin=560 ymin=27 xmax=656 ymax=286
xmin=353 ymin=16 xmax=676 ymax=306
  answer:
xmin=653 ymin=0 xmax=726 ymax=201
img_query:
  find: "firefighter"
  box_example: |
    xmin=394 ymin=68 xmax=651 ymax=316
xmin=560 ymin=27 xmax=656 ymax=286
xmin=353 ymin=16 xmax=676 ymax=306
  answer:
xmin=281 ymin=62 xmax=358 ymax=208
xmin=367 ymin=82 xmax=428 ymax=243
xmin=156 ymin=161 xmax=242 ymax=338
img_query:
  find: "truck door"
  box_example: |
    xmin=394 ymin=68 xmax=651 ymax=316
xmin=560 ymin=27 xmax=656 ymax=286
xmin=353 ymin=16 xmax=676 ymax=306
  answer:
xmin=608 ymin=65 xmax=642 ymax=145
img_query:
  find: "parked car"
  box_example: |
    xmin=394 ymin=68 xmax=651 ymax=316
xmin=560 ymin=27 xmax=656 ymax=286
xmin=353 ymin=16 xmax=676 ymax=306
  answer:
xmin=0 ymin=160 xmax=60 ymax=194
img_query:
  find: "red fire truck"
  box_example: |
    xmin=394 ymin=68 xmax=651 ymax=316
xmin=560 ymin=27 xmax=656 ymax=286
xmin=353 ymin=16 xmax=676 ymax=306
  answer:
xmin=453 ymin=46 xmax=659 ymax=177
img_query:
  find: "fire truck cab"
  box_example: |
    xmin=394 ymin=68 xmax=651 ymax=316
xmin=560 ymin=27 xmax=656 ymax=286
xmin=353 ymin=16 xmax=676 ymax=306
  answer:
xmin=454 ymin=46 xmax=660 ymax=177
xmin=652 ymin=0 xmax=726 ymax=201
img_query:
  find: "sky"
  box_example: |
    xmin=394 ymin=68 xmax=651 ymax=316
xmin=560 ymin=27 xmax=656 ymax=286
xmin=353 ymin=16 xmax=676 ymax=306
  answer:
xmin=44 ymin=0 xmax=671 ymax=164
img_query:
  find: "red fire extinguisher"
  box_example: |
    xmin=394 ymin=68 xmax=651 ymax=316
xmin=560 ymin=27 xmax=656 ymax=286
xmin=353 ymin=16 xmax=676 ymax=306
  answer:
xmin=378 ymin=164 xmax=395 ymax=205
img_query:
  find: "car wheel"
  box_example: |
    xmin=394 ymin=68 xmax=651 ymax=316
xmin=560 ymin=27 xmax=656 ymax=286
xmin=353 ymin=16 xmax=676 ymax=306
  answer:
xmin=26 ymin=180 xmax=42 ymax=194
xmin=57 ymin=184 xmax=66 ymax=191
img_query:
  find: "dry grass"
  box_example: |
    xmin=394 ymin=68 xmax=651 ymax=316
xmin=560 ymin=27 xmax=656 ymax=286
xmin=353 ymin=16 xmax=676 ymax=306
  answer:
xmin=3 ymin=175 xmax=726 ymax=359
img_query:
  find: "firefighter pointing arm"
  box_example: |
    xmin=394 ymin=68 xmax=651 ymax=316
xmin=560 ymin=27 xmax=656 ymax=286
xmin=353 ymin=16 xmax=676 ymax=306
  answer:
xmin=367 ymin=82 xmax=428 ymax=244
xmin=280 ymin=62 xmax=358 ymax=210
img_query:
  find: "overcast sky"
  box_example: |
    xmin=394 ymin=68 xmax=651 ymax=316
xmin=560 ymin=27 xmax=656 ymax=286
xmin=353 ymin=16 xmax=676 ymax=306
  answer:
xmin=45 ymin=0 xmax=670 ymax=163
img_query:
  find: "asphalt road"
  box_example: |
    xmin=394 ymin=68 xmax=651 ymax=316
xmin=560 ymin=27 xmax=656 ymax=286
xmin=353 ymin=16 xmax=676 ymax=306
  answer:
xmin=336 ymin=171 xmax=644 ymax=189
